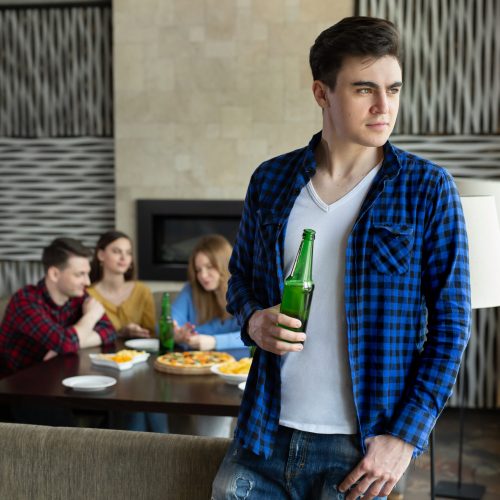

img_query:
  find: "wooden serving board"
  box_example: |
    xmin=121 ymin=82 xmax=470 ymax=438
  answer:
xmin=154 ymin=359 xmax=213 ymax=375
xmin=154 ymin=352 xmax=235 ymax=376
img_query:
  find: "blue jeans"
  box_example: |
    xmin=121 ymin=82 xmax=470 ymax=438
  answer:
xmin=212 ymin=426 xmax=386 ymax=500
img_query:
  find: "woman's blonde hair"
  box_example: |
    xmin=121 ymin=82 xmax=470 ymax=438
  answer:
xmin=187 ymin=234 xmax=233 ymax=325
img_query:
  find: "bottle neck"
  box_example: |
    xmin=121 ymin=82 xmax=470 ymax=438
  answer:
xmin=161 ymin=294 xmax=171 ymax=317
xmin=289 ymin=237 xmax=314 ymax=282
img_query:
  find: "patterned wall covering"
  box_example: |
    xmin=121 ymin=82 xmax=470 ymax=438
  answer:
xmin=358 ymin=0 xmax=500 ymax=135
xmin=0 ymin=261 xmax=43 ymax=298
xmin=0 ymin=5 xmax=113 ymax=137
xmin=0 ymin=3 xmax=114 ymax=297
xmin=390 ymin=135 xmax=500 ymax=179
xmin=0 ymin=137 xmax=114 ymax=259
xmin=358 ymin=0 xmax=500 ymax=408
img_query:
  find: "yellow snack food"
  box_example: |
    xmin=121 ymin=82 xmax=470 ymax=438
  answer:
xmin=109 ymin=353 xmax=133 ymax=363
xmin=100 ymin=349 xmax=145 ymax=364
xmin=218 ymin=357 xmax=252 ymax=375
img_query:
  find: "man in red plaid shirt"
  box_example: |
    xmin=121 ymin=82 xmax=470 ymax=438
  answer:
xmin=0 ymin=237 xmax=116 ymax=377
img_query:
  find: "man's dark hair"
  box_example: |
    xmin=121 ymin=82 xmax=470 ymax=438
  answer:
xmin=309 ymin=16 xmax=401 ymax=90
xmin=42 ymin=237 xmax=92 ymax=272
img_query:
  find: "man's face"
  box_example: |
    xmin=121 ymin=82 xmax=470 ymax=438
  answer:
xmin=323 ymin=55 xmax=402 ymax=148
xmin=52 ymin=256 xmax=91 ymax=299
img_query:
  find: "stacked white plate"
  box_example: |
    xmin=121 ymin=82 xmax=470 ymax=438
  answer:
xmin=124 ymin=338 xmax=159 ymax=353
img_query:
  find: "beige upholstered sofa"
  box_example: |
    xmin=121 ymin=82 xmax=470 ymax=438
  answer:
xmin=0 ymin=423 xmax=230 ymax=500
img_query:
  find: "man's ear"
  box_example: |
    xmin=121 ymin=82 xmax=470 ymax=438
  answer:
xmin=46 ymin=266 xmax=60 ymax=283
xmin=312 ymin=81 xmax=330 ymax=108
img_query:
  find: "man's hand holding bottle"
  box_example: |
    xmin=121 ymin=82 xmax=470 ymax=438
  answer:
xmin=248 ymin=306 xmax=306 ymax=355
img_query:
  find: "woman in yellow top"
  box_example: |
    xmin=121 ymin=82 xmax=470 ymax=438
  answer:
xmin=88 ymin=230 xmax=166 ymax=433
xmin=88 ymin=230 xmax=155 ymax=338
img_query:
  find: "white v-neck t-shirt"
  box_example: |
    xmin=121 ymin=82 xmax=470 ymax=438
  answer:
xmin=279 ymin=164 xmax=380 ymax=434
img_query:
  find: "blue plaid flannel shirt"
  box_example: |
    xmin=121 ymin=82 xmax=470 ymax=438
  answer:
xmin=228 ymin=132 xmax=471 ymax=459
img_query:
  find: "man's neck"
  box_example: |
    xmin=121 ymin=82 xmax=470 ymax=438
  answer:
xmin=315 ymin=135 xmax=383 ymax=179
xmin=44 ymin=277 xmax=69 ymax=306
xmin=310 ymin=136 xmax=383 ymax=206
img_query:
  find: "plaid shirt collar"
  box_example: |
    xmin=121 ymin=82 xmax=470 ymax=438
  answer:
xmin=38 ymin=278 xmax=77 ymax=311
xmin=267 ymin=131 xmax=403 ymax=225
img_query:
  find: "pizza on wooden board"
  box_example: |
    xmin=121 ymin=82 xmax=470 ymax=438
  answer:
xmin=154 ymin=351 xmax=235 ymax=375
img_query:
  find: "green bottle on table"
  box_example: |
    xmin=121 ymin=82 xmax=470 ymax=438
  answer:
xmin=159 ymin=292 xmax=175 ymax=354
xmin=279 ymin=228 xmax=315 ymax=342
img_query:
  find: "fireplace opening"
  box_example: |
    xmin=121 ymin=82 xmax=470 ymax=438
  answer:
xmin=137 ymin=199 xmax=244 ymax=281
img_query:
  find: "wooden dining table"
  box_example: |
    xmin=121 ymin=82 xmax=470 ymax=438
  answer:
xmin=0 ymin=342 xmax=249 ymax=417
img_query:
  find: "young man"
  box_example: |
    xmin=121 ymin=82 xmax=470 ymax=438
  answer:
xmin=0 ymin=237 xmax=116 ymax=376
xmin=212 ymin=17 xmax=470 ymax=500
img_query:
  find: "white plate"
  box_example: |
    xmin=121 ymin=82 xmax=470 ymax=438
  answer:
xmin=62 ymin=375 xmax=116 ymax=392
xmin=210 ymin=364 xmax=248 ymax=385
xmin=89 ymin=352 xmax=150 ymax=371
xmin=238 ymin=381 xmax=246 ymax=391
xmin=124 ymin=338 xmax=159 ymax=353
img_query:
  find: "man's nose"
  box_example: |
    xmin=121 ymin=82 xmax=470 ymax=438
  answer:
xmin=84 ymin=274 xmax=91 ymax=286
xmin=371 ymin=93 xmax=389 ymax=114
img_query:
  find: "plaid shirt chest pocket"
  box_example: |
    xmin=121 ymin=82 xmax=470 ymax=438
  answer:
xmin=254 ymin=209 xmax=283 ymax=305
xmin=370 ymin=222 xmax=414 ymax=275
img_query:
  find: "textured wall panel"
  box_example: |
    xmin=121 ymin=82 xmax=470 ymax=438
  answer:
xmin=391 ymin=135 xmax=500 ymax=179
xmin=0 ymin=261 xmax=44 ymax=298
xmin=0 ymin=137 xmax=114 ymax=260
xmin=0 ymin=3 xmax=114 ymax=297
xmin=358 ymin=0 xmax=500 ymax=135
xmin=0 ymin=5 xmax=113 ymax=137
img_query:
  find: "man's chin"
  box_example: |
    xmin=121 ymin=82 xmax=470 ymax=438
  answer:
xmin=360 ymin=136 xmax=391 ymax=148
xmin=363 ymin=128 xmax=394 ymax=147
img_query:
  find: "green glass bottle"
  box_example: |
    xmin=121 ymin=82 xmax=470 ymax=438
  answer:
xmin=158 ymin=292 xmax=175 ymax=354
xmin=279 ymin=229 xmax=315 ymax=341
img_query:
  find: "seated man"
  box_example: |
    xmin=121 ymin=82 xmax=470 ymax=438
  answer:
xmin=0 ymin=237 xmax=116 ymax=377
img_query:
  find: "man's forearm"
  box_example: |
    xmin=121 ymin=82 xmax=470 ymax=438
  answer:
xmin=74 ymin=311 xmax=103 ymax=347
xmin=77 ymin=330 xmax=102 ymax=349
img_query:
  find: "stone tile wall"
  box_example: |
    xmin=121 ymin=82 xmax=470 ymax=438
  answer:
xmin=114 ymin=0 xmax=352 ymax=238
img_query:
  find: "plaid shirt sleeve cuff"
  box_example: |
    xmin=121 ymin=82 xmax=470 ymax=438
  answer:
xmin=57 ymin=326 xmax=80 ymax=353
xmin=94 ymin=317 xmax=117 ymax=345
xmin=387 ymin=401 xmax=436 ymax=457
xmin=237 ymin=300 xmax=263 ymax=346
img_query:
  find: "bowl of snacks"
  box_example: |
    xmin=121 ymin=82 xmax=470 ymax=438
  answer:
xmin=210 ymin=357 xmax=252 ymax=385
xmin=89 ymin=349 xmax=149 ymax=371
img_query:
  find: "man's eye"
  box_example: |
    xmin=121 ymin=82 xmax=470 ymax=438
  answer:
xmin=388 ymin=87 xmax=400 ymax=94
xmin=357 ymin=88 xmax=371 ymax=94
